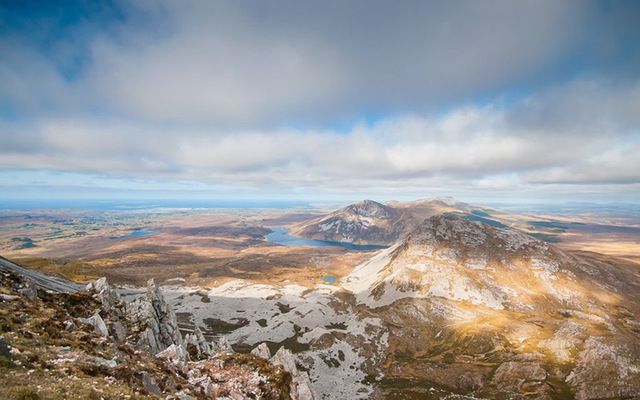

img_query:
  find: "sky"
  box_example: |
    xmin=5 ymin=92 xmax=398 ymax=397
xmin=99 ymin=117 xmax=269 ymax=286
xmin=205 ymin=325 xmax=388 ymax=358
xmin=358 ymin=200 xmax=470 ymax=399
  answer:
xmin=1 ymin=0 xmax=640 ymax=204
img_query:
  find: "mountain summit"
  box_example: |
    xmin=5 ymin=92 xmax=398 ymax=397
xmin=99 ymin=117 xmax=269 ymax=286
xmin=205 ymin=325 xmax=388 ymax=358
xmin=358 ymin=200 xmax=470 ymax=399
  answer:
xmin=292 ymin=200 xmax=402 ymax=245
xmin=292 ymin=197 xmax=474 ymax=245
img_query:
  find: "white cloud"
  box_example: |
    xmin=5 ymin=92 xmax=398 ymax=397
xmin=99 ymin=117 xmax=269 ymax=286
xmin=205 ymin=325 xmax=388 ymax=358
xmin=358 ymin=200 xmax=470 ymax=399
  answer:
xmin=1 ymin=77 xmax=639 ymax=197
xmin=1 ymin=1 xmax=639 ymax=200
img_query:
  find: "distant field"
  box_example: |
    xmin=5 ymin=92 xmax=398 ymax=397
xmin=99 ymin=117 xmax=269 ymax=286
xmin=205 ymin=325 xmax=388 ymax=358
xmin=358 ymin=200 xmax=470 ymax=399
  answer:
xmin=1 ymin=205 xmax=639 ymax=287
xmin=1 ymin=207 xmax=371 ymax=286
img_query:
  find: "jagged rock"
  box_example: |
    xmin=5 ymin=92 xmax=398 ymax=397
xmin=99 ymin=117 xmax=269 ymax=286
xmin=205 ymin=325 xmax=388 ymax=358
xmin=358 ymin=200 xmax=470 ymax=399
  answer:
xmin=80 ymin=313 xmax=109 ymax=337
xmin=87 ymin=278 xmax=121 ymax=312
xmin=141 ymin=371 xmax=162 ymax=395
xmin=129 ymin=279 xmax=183 ymax=355
xmin=184 ymin=324 xmax=212 ymax=359
xmin=211 ymin=336 xmax=232 ymax=355
xmin=492 ymin=361 xmax=547 ymax=393
xmin=86 ymin=277 xmax=129 ymax=341
xmin=156 ymin=343 xmax=190 ymax=366
xmin=271 ymin=347 xmax=315 ymax=400
xmin=251 ymin=343 xmax=271 ymax=359
xmin=0 ymin=265 xmax=295 ymax=400
xmin=111 ymin=320 xmax=128 ymax=342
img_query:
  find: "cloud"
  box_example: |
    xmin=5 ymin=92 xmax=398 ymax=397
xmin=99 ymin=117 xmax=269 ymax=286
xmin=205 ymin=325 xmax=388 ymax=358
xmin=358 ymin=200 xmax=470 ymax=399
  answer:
xmin=2 ymin=0 xmax=602 ymax=127
xmin=1 ymin=77 xmax=639 ymax=196
xmin=1 ymin=1 xmax=639 ymax=200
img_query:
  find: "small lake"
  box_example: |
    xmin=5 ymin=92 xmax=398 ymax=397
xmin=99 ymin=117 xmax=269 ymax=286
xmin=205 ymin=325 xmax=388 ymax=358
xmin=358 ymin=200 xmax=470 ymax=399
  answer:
xmin=111 ymin=230 xmax=157 ymax=239
xmin=322 ymin=275 xmax=337 ymax=284
xmin=265 ymin=227 xmax=387 ymax=251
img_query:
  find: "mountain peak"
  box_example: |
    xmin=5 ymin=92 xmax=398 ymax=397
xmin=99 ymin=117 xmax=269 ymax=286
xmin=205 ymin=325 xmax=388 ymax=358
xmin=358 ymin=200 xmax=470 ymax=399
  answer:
xmin=343 ymin=199 xmax=392 ymax=218
xmin=342 ymin=214 xmax=576 ymax=309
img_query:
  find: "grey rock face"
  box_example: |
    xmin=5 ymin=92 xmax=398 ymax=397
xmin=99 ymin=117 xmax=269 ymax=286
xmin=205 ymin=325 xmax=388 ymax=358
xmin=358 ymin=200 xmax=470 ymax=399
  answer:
xmin=271 ymin=347 xmax=315 ymax=400
xmin=184 ymin=324 xmax=212 ymax=359
xmin=86 ymin=277 xmax=129 ymax=342
xmin=128 ymin=279 xmax=183 ymax=355
xmin=156 ymin=343 xmax=190 ymax=367
xmin=251 ymin=342 xmax=271 ymax=359
xmin=80 ymin=314 xmax=109 ymax=337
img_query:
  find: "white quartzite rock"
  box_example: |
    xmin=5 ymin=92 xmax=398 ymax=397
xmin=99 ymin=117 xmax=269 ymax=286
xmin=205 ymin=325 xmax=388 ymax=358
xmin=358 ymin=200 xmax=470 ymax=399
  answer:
xmin=271 ymin=347 xmax=315 ymax=400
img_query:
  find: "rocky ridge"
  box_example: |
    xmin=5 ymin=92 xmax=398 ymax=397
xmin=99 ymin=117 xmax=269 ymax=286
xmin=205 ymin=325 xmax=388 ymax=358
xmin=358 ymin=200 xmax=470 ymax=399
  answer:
xmin=0 ymin=265 xmax=313 ymax=400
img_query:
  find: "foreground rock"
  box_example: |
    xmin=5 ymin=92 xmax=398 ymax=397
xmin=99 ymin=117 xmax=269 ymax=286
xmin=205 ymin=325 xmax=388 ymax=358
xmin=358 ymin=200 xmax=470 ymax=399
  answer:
xmin=0 ymin=267 xmax=299 ymax=399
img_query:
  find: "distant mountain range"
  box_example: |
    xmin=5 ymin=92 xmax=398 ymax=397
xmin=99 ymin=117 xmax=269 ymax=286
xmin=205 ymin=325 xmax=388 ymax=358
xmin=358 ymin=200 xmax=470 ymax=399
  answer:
xmin=292 ymin=197 xmax=492 ymax=245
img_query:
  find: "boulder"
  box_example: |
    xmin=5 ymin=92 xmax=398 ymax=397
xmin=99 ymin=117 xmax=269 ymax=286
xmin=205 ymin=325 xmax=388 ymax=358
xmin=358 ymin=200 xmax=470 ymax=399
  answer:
xmin=80 ymin=313 xmax=109 ymax=337
xmin=140 ymin=371 xmax=162 ymax=396
xmin=251 ymin=343 xmax=271 ymax=359
xmin=156 ymin=344 xmax=190 ymax=367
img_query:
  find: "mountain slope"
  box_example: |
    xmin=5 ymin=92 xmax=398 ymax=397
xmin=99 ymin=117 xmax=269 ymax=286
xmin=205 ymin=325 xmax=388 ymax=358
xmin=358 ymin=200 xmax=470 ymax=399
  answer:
xmin=292 ymin=197 xmax=478 ymax=245
xmin=342 ymin=215 xmax=640 ymax=399
xmin=291 ymin=200 xmax=403 ymax=245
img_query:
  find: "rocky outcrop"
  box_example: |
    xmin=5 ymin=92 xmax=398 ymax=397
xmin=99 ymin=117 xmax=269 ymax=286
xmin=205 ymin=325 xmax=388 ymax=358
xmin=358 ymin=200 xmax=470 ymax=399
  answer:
xmin=566 ymin=337 xmax=640 ymax=400
xmin=492 ymin=361 xmax=547 ymax=393
xmin=184 ymin=324 xmax=216 ymax=359
xmin=79 ymin=313 xmax=109 ymax=337
xmin=0 ymin=268 xmax=296 ymax=399
xmin=271 ymin=347 xmax=315 ymax=400
xmin=251 ymin=342 xmax=272 ymax=359
xmin=128 ymin=278 xmax=184 ymax=355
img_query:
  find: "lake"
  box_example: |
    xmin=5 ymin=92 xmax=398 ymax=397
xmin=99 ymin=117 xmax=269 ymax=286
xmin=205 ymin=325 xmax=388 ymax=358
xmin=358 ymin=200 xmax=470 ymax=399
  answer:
xmin=265 ymin=227 xmax=387 ymax=251
xmin=111 ymin=230 xmax=157 ymax=239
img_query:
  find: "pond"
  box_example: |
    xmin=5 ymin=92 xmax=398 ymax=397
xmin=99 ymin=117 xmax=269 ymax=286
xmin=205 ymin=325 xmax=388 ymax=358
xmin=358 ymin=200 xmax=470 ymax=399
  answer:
xmin=111 ymin=230 xmax=157 ymax=239
xmin=322 ymin=275 xmax=337 ymax=284
xmin=265 ymin=227 xmax=388 ymax=251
